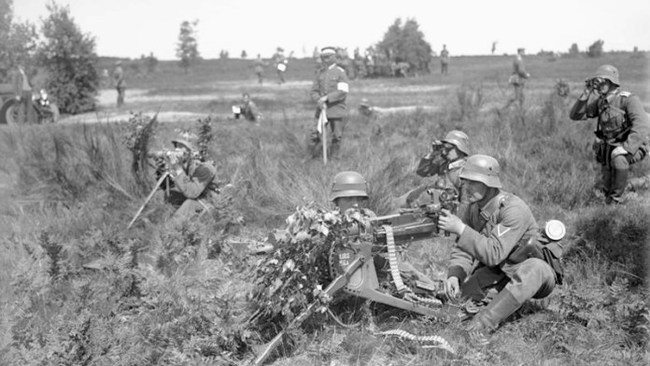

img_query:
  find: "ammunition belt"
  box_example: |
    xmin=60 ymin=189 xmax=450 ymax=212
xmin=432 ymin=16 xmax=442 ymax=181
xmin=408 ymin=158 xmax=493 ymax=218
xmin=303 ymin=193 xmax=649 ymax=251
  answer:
xmin=374 ymin=329 xmax=455 ymax=353
xmin=404 ymin=292 xmax=442 ymax=306
xmin=384 ymin=225 xmax=407 ymax=293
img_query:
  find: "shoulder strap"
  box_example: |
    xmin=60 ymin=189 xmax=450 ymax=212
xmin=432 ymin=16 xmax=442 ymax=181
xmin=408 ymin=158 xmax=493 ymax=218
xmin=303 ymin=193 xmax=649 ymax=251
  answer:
xmin=478 ymin=192 xmax=509 ymax=232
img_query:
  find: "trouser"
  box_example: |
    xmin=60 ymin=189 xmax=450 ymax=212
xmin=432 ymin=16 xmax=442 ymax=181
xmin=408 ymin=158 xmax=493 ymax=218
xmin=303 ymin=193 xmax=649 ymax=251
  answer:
xmin=441 ymin=62 xmax=448 ymax=75
xmin=597 ymin=143 xmax=646 ymax=203
xmin=116 ymin=86 xmax=126 ymax=107
xmin=460 ymin=258 xmax=556 ymax=303
xmin=308 ymin=116 xmax=346 ymax=159
xmin=276 ymin=70 xmax=285 ymax=84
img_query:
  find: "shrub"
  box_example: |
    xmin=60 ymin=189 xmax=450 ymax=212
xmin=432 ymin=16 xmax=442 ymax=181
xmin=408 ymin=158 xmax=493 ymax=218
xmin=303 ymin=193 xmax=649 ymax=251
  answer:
xmin=36 ymin=2 xmax=99 ymax=114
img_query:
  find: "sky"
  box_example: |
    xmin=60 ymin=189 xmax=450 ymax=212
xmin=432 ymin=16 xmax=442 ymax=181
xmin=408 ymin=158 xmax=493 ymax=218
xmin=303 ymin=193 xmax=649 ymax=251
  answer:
xmin=11 ymin=0 xmax=650 ymax=60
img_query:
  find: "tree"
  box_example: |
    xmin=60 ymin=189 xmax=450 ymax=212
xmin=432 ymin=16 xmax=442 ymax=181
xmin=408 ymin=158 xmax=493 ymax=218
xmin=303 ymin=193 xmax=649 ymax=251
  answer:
xmin=587 ymin=39 xmax=604 ymax=58
xmin=176 ymin=20 xmax=200 ymax=73
xmin=0 ymin=0 xmax=38 ymax=76
xmin=568 ymin=43 xmax=580 ymax=57
xmin=240 ymin=50 xmax=247 ymax=59
xmin=36 ymin=2 xmax=99 ymax=114
xmin=377 ymin=18 xmax=432 ymax=74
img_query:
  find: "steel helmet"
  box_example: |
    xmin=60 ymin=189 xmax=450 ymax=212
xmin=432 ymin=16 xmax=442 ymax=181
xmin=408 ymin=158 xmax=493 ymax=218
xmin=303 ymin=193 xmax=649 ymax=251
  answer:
xmin=331 ymin=171 xmax=368 ymax=201
xmin=459 ymin=154 xmax=502 ymax=188
xmin=171 ymin=139 xmax=196 ymax=152
xmin=593 ymin=64 xmax=619 ymax=86
xmin=441 ymin=130 xmax=470 ymax=155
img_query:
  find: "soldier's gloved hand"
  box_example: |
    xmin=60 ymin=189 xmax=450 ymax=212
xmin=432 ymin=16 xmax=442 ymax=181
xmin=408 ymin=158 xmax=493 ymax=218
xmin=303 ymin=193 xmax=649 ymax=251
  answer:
xmin=438 ymin=209 xmax=466 ymax=236
xmin=445 ymin=276 xmax=460 ymax=299
xmin=611 ymin=146 xmax=627 ymax=158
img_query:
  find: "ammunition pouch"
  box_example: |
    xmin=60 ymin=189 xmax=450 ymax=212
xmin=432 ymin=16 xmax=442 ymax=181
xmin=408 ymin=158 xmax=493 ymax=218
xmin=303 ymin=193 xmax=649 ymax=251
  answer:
xmin=507 ymin=237 xmax=564 ymax=285
xmin=592 ymin=139 xmax=607 ymax=164
xmin=541 ymin=242 xmax=564 ymax=285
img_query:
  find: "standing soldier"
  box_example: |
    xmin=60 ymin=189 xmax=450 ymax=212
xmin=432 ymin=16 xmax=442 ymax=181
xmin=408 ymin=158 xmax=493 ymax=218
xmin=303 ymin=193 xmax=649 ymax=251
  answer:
xmin=113 ymin=60 xmax=126 ymax=107
xmin=10 ymin=62 xmax=34 ymax=124
xmin=440 ymin=44 xmax=450 ymax=76
xmin=272 ymin=47 xmax=287 ymax=85
xmin=308 ymin=46 xmax=350 ymax=159
xmin=505 ymin=48 xmax=530 ymax=109
xmin=254 ymin=54 xmax=266 ymax=85
xmin=438 ymin=155 xmax=560 ymax=339
xmin=569 ymin=64 xmax=650 ymax=204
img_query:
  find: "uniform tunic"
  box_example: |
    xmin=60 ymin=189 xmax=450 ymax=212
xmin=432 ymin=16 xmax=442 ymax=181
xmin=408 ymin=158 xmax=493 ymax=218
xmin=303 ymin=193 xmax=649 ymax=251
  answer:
xmin=448 ymin=191 xmax=556 ymax=303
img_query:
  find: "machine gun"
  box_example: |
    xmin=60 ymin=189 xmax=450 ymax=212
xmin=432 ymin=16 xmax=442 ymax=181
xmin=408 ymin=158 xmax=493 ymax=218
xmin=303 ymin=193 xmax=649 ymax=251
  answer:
xmin=253 ymin=192 xmax=460 ymax=365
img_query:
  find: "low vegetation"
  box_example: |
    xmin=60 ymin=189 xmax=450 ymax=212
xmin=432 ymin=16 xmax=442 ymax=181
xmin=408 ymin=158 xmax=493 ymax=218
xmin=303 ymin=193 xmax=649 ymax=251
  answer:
xmin=0 ymin=53 xmax=648 ymax=365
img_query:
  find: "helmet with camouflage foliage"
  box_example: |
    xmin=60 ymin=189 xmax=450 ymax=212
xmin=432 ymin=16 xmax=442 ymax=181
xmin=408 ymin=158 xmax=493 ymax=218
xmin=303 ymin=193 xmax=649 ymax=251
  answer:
xmin=331 ymin=171 xmax=369 ymax=201
xmin=459 ymin=154 xmax=502 ymax=188
xmin=171 ymin=139 xmax=197 ymax=152
xmin=592 ymin=64 xmax=619 ymax=86
xmin=441 ymin=130 xmax=470 ymax=155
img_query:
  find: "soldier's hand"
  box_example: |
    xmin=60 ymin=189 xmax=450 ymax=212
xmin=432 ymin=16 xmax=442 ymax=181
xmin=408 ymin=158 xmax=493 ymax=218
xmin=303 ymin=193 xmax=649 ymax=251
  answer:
xmin=445 ymin=276 xmax=460 ymax=299
xmin=318 ymin=96 xmax=328 ymax=108
xmin=438 ymin=209 xmax=466 ymax=236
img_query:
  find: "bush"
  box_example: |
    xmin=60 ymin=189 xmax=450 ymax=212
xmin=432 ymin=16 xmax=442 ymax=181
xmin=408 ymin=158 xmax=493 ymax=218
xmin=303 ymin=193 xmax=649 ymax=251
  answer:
xmin=36 ymin=2 xmax=99 ymax=114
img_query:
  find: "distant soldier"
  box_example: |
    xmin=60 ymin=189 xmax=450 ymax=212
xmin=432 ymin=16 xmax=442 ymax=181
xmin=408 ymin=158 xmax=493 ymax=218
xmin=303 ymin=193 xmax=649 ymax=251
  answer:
xmin=272 ymin=47 xmax=288 ymax=84
xmin=439 ymin=155 xmax=560 ymax=339
xmin=157 ymin=138 xmax=219 ymax=222
xmin=234 ymin=92 xmax=263 ymax=123
xmin=308 ymin=46 xmax=350 ymax=159
xmin=254 ymin=54 xmax=266 ymax=85
xmin=440 ymin=44 xmax=450 ymax=75
xmin=504 ymin=48 xmax=530 ymax=109
xmin=569 ymin=64 xmax=650 ymax=204
xmin=10 ymin=62 xmax=34 ymax=124
xmin=112 ymin=60 xmax=126 ymax=107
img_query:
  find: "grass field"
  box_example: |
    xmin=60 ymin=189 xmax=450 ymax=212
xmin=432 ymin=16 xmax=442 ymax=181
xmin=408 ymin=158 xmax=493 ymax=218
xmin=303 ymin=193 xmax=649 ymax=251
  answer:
xmin=0 ymin=53 xmax=649 ymax=365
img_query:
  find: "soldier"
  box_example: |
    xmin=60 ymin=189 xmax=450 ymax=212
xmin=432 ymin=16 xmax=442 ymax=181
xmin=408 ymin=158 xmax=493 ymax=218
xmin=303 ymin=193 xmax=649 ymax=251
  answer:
xmin=308 ymin=46 xmax=350 ymax=159
xmin=236 ymin=92 xmax=263 ymax=123
xmin=440 ymin=44 xmax=450 ymax=76
xmin=113 ymin=60 xmax=126 ymax=107
xmin=504 ymin=48 xmax=530 ymax=109
xmin=394 ymin=130 xmax=470 ymax=210
xmin=331 ymin=171 xmax=438 ymax=288
xmin=438 ymin=155 xmax=558 ymax=337
xmin=159 ymin=139 xmax=219 ymax=222
xmin=272 ymin=47 xmax=287 ymax=84
xmin=10 ymin=62 xmax=34 ymax=124
xmin=254 ymin=54 xmax=266 ymax=85
xmin=569 ymin=64 xmax=650 ymax=204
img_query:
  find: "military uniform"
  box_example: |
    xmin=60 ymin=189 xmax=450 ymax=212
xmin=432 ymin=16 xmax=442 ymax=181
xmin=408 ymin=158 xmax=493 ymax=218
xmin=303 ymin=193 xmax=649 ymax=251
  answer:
xmin=10 ymin=65 xmax=34 ymax=124
xmin=113 ymin=63 xmax=126 ymax=107
xmin=240 ymin=100 xmax=262 ymax=122
xmin=308 ymin=62 xmax=350 ymax=158
xmin=272 ymin=52 xmax=287 ymax=84
xmin=506 ymin=52 xmax=529 ymax=108
xmin=254 ymin=57 xmax=266 ymax=84
xmin=448 ymin=192 xmax=556 ymax=307
xmin=440 ymin=47 xmax=449 ymax=75
xmin=570 ymin=89 xmax=650 ymax=202
xmin=168 ymin=159 xmax=218 ymax=221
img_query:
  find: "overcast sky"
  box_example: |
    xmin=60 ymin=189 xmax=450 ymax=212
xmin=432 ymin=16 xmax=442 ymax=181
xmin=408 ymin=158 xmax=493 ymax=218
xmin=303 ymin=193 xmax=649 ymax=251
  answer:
xmin=12 ymin=0 xmax=650 ymax=60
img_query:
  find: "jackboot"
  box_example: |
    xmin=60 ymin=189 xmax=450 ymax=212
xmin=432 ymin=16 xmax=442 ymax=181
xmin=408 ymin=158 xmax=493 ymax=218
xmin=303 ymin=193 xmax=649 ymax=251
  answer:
xmin=607 ymin=169 xmax=629 ymax=204
xmin=467 ymin=289 xmax=522 ymax=332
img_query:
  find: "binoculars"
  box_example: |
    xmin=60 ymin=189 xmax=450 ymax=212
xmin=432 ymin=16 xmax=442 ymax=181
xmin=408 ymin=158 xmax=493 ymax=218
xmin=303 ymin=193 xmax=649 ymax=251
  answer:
xmin=586 ymin=77 xmax=605 ymax=89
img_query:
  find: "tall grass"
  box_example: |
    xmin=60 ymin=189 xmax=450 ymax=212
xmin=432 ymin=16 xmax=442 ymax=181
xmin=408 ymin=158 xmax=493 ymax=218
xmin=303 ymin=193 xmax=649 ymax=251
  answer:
xmin=1 ymin=54 xmax=648 ymax=365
